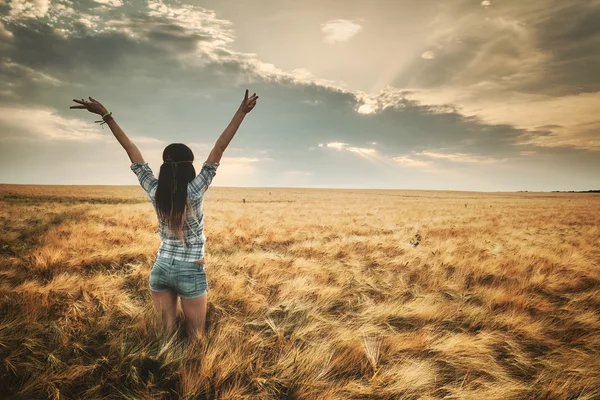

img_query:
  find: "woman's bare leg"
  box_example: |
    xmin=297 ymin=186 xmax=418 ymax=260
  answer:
xmin=180 ymin=294 xmax=207 ymax=341
xmin=151 ymin=290 xmax=178 ymax=334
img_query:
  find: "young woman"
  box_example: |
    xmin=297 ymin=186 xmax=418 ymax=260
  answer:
xmin=70 ymin=90 xmax=258 ymax=340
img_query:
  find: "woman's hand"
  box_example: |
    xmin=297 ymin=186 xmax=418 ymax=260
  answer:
xmin=70 ymin=96 xmax=109 ymax=116
xmin=237 ymin=89 xmax=258 ymax=114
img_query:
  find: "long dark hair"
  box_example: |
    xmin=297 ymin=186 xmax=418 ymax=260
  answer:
xmin=156 ymin=143 xmax=196 ymax=243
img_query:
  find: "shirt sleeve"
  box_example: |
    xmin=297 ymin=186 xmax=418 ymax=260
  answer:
xmin=130 ymin=162 xmax=158 ymax=200
xmin=188 ymin=161 xmax=220 ymax=200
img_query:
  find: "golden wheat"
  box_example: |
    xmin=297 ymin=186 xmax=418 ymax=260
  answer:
xmin=0 ymin=184 xmax=598 ymax=399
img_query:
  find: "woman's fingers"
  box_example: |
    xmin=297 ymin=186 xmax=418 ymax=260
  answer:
xmin=245 ymin=99 xmax=257 ymax=111
xmin=247 ymin=97 xmax=258 ymax=107
xmin=89 ymin=96 xmax=98 ymax=103
xmin=241 ymin=90 xmax=257 ymax=103
xmin=69 ymin=105 xmax=87 ymax=109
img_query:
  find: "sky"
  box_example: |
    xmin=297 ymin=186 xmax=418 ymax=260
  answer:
xmin=0 ymin=0 xmax=599 ymax=191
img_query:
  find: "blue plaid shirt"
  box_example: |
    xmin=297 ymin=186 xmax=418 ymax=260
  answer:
xmin=130 ymin=161 xmax=219 ymax=262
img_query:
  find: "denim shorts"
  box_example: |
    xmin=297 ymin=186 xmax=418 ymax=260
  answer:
xmin=149 ymin=256 xmax=208 ymax=299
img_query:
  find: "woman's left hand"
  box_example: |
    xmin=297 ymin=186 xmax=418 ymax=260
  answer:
xmin=70 ymin=96 xmax=109 ymax=116
xmin=237 ymin=89 xmax=258 ymax=115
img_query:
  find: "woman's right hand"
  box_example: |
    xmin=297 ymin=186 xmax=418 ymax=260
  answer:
xmin=238 ymin=89 xmax=258 ymax=114
xmin=70 ymin=96 xmax=109 ymax=116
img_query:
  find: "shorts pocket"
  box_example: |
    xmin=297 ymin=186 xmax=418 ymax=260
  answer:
xmin=177 ymin=274 xmax=197 ymax=296
xmin=197 ymin=271 xmax=208 ymax=293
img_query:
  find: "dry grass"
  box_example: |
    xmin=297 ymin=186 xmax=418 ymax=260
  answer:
xmin=0 ymin=184 xmax=599 ymax=399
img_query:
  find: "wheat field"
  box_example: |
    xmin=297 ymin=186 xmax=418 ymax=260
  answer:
xmin=0 ymin=183 xmax=599 ymax=399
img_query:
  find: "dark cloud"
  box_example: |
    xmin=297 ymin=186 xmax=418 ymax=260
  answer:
xmin=3 ymin=18 xmax=151 ymax=72
xmin=146 ymin=25 xmax=213 ymax=51
xmin=394 ymin=0 xmax=600 ymax=97
xmin=524 ymin=2 xmax=600 ymax=95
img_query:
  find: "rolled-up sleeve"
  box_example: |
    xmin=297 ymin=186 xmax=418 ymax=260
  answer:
xmin=131 ymin=162 xmax=158 ymax=200
xmin=188 ymin=161 xmax=220 ymax=200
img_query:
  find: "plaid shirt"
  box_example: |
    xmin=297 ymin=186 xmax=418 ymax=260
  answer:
xmin=130 ymin=161 xmax=220 ymax=262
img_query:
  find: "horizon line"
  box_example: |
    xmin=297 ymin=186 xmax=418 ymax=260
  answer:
xmin=0 ymin=183 xmax=598 ymax=194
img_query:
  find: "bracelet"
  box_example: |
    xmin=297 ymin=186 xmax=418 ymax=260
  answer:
xmin=94 ymin=111 xmax=113 ymax=128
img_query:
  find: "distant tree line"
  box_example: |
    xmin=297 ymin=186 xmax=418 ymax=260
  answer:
xmin=549 ymin=190 xmax=600 ymax=193
xmin=516 ymin=190 xmax=600 ymax=193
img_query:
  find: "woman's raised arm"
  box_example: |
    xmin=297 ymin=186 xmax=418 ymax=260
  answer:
xmin=70 ymin=96 xmax=145 ymax=164
xmin=206 ymin=89 xmax=258 ymax=164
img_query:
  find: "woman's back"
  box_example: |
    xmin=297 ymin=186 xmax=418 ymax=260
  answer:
xmin=131 ymin=161 xmax=220 ymax=262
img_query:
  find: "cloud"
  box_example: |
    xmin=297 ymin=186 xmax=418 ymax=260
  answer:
xmin=324 ymin=142 xmax=349 ymax=150
xmin=0 ymin=21 xmax=13 ymax=39
xmin=516 ymin=121 xmax=600 ymax=151
xmin=145 ymin=0 xmax=235 ymax=54
xmin=129 ymin=135 xmax=166 ymax=145
xmin=407 ymin=89 xmax=600 ymax=151
xmin=318 ymin=142 xmax=377 ymax=154
xmin=421 ymin=51 xmax=435 ymax=60
xmin=213 ymin=156 xmax=272 ymax=184
xmin=187 ymin=142 xmax=213 ymax=150
xmin=347 ymin=146 xmax=376 ymax=154
xmin=95 ymin=1 xmax=347 ymax=89
xmin=481 ymin=1 xmax=491 ymax=7
xmin=0 ymin=60 xmax=66 ymax=99
xmin=321 ymin=19 xmax=362 ymax=44
xmin=395 ymin=1 xmax=600 ymax=99
xmin=357 ymin=103 xmax=375 ymax=114
xmin=392 ymin=156 xmax=432 ymax=167
xmin=0 ymin=106 xmax=109 ymax=142
xmin=0 ymin=0 xmax=350 ymax=100
xmin=92 ymin=0 xmax=124 ymax=7
xmin=7 ymin=0 xmax=50 ymax=19
xmin=75 ymin=15 xmax=100 ymax=30
xmin=318 ymin=142 xmax=387 ymax=168
xmin=415 ymin=150 xmax=504 ymax=164
xmin=354 ymin=86 xmax=458 ymax=116
xmin=222 ymin=157 xmax=269 ymax=163
xmin=291 ymin=68 xmax=314 ymax=80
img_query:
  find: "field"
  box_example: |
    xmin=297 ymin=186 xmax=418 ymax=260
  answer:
xmin=0 ymin=183 xmax=599 ymax=399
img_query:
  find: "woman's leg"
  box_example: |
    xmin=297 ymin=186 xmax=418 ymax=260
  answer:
xmin=180 ymin=294 xmax=207 ymax=341
xmin=151 ymin=290 xmax=178 ymax=334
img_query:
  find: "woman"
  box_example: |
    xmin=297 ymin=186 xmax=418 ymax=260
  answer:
xmin=70 ymin=90 xmax=258 ymax=340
